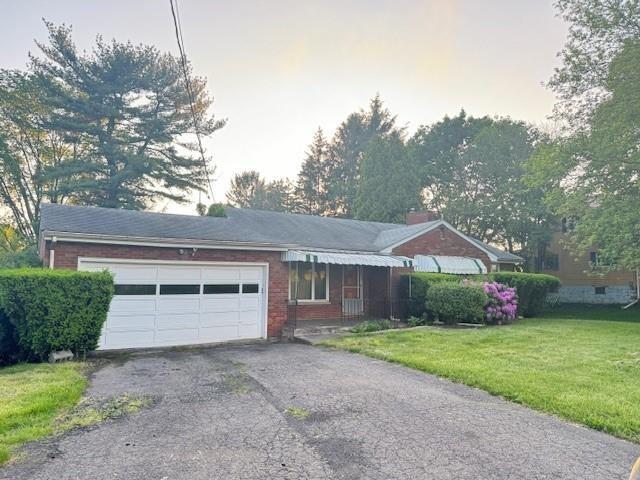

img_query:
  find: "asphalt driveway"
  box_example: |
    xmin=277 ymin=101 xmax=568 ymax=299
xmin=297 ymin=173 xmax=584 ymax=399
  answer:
xmin=3 ymin=343 xmax=638 ymax=479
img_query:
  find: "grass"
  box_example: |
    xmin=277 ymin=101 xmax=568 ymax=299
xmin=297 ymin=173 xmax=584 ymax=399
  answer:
xmin=323 ymin=305 xmax=640 ymax=443
xmin=284 ymin=406 xmax=310 ymax=419
xmin=0 ymin=362 xmax=87 ymax=464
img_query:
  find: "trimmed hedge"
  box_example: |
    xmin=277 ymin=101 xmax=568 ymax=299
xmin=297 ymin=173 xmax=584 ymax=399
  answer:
xmin=400 ymin=272 xmax=460 ymax=317
xmin=426 ymin=283 xmax=487 ymax=324
xmin=0 ymin=268 xmax=114 ymax=361
xmin=489 ymin=272 xmax=560 ymax=317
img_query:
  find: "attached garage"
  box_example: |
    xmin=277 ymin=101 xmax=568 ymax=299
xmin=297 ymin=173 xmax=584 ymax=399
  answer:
xmin=79 ymin=259 xmax=268 ymax=350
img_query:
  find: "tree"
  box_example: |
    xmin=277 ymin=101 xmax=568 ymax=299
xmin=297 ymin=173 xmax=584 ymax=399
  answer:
xmin=327 ymin=94 xmax=399 ymax=217
xmin=0 ymin=72 xmax=76 ymax=240
xmin=227 ymin=171 xmax=294 ymax=212
xmin=549 ymin=0 xmax=640 ymax=130
xmin=29 ymin=22 xmax=224 ymax=210
xmin=411 ymin=112 xmax=554 ymax=267
xmin=528 ymin=39 xmax=640 ymax=271
xmin=226 ymin=171 xmax=266 ymax=208
xmin=295 ymin=128 xmax=332 ymax=215
xmin=353 ymin=132 xmax=421 ymax=223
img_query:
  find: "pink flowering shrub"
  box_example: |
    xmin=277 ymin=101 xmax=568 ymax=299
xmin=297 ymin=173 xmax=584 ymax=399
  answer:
xmin=483 ymin=281 xmax=518 ymax=323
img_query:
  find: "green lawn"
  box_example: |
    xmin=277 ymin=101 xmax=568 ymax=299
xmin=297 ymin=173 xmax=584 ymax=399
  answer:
xmin=324 ymin=305 xmax=640 ymax=443
xmin=0 ymin=362 xmax=87 ymax=464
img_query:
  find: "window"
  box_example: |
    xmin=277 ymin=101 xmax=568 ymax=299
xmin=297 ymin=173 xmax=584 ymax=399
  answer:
xmin=114 ymin=284 xmax=156 ymax=295
xmin=242 ymin=283 xmax=259 ymax=294
xmin=595 ymin=286 xmax=606 ymax=295
xmin=159 ymin=284 xmax=200 ymax=295
xmin=544 ymin=253 xmax=559 ymax=271
xmin=203 ymin=284 xmax=239 ymax=294
xmin=289 ymin=262 xmax=328 ymax=301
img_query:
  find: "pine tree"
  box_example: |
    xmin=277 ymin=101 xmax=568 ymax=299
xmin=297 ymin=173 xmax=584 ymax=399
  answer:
xmin=226 ymin=171 xmax=266 ymax=208
xmin=295 ymin=128 xmax=331 ymax=215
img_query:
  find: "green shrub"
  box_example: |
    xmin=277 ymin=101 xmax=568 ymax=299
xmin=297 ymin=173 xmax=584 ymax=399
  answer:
xmin=400 ymin=273 xmax=460 ymax=317
xmin=489 ymin=272 xmax=560 ymax=317
xmin=407 ymin=315 xmax=429 ymax=327
xmin=0 ymin=311 xmax=20 ymax=366
xmin=425 ymin=283 xmax=487 ymax=325
xmin=0 ymin=247 xmax=40 ymax=269
xmin=0 ymin=268 xmax=114 ymax=361
xmin=350 ymin=319 xmax=394 ymax=333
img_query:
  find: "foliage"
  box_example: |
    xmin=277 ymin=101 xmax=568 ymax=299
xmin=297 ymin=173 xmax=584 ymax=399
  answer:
xmin=353 ymin=132 xmax=421 ymax=223
xmin=0 ymin=268 xmax=114 ymax=361
xmin=295 ymin=128 xmax=333 ymax=215
xmin=0 ymin=311 xmax=20 ymax=366
xmin=529 ymin=39 xmax=640 ymax=272
xmin=400 ymin=272 xmax=463 ymax=317
xmin=0 ymin=362 xmax=86 ymax=464
xmin=350 ymin=319 xmax=394 ymax=333
xmin=425 ymin=282 xmax=487 ymax=324
xmin=481 ymin=281 xmax=518 ymax=323
xmin=407 ymin=315 xmax=429 ymax=327
xmin=410 ymin=112 xmax=554 ymax=267
xmin=227 ymin=171 xmax=294 ymax=212
xmin=326 ymin=94 xmax=400 ymax=217
xmin=206 ymin=203 xmax=227 ymax=217
xmin=549 ymin=0 xmax=640 ymax=130
xmin=325 ymin=311 xmax=640 ymax=442
xmin=490 ymin=272 xmax=560 ymax=317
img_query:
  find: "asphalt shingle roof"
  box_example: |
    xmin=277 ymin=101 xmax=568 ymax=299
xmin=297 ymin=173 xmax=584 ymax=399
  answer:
xmin=39 ymin=203 xmax=522 ymax=262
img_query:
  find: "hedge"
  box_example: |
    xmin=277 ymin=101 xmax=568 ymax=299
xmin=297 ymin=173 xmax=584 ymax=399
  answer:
xmin=425 ymin=283 xmax=487 ymax=324
xmin=400 ymin=272 xmax=471 ymax=318
xmin=0 ymin=268 xmax=114 ymax=362
xmin=489 ymin=272 xmax=560 ymax=317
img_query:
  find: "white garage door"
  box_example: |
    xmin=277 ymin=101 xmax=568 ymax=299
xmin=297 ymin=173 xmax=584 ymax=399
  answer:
xmin=79 ymin=260 xmax=267 ymax=350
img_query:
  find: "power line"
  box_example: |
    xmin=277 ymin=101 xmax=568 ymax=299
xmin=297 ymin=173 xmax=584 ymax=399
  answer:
xmin=169 ymin=0 xmax=215 ymax=201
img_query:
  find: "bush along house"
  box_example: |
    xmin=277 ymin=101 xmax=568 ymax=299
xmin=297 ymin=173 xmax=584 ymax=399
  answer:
xmin=38 ymin=204 xmax=523 ymax=350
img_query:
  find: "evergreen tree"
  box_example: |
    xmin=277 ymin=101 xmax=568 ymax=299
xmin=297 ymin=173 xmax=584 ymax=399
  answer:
xmin=327 ymin=94 xmax=399 ymax=217
xmin=295 ymin=128 xmax=332 ymax=215
xmin=226 ymin=171 xmax=266 ymax=208
xmin=29 ymin=23 xmax=225 ymax=210
xmin=354 ymin=132 xmax=421 ymax=223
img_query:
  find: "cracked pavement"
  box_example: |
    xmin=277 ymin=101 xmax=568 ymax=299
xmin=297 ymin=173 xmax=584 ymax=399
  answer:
xmin=2 ymin=343 xmax=638 ymax=479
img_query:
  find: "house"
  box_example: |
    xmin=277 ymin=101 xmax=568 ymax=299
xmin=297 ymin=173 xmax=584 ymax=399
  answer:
xmin=541 ymin=230 xmax=638 ymax=304
xmin=38 ymin=204 xmax=522 ymax=350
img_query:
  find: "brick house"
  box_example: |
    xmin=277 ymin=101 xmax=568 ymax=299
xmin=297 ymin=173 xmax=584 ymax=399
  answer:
xmin=39 ymin=204 xmax=522 ymax=350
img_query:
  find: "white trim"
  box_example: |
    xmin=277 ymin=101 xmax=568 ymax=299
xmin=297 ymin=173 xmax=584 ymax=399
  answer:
xmin=49 ymin=249 xmax=55 ymax=269
xmin=43 ymin=231 xmax=290 ymax=252
xmin=77 ymin=257 xmax=269 ymax=340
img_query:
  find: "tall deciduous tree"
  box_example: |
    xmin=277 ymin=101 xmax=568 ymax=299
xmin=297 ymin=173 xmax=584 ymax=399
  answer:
xmin=354 ymin=132 xmax=421 ymax=223
xmin=528 ymin=39 xmax=640 ymax=271
xmin=549 ymin=0 xmax=640 ymax=130
xmin=30 ymin=23 xmax=225 ymax=209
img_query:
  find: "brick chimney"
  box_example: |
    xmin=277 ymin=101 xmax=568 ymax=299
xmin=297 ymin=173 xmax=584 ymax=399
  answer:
xmin=406 ymin=209 xmax=439 ymax=225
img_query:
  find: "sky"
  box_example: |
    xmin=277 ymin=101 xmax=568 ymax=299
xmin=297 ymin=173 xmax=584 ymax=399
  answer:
xmin=1 ymin=0 xmax=568 ymax=214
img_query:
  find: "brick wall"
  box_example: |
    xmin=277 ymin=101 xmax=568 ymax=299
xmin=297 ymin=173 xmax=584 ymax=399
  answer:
xmin=292 ymin=264 xmax=342 ymax=320
xmin=45 ymin=241 xmax=289 ymax=337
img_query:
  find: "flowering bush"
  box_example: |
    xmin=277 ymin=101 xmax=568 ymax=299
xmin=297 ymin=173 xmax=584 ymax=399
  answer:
xmin=483 ymin=281 xmax=518 ymax=323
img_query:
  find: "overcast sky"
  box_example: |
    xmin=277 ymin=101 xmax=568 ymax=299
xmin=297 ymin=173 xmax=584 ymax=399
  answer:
xmin=1 ymin=0 xmax=568 ymax=214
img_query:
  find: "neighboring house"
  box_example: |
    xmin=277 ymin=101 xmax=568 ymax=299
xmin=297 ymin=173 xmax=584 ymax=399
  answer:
xmin=38 ymin=204 xmax=522 ymax=350
xmin=541 ymin=230 xmax=638 ymax=304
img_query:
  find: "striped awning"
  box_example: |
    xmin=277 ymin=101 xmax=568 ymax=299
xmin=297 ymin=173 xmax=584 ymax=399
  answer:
xmin=413 ymin=255 xmax=487 ymax=274
xmin=282 ymin=250 xmax=412 ymax=267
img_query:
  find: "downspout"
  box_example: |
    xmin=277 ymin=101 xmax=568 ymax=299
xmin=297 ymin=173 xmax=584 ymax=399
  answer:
xmin=622 ymin=268 xmax=640 ymax=310
xmin=49 ymin=236 xmax=57 ymax=269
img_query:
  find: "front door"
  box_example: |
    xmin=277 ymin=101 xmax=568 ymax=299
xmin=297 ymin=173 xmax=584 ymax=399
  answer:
xmin=342 ymin=265 xmax=363 ymax=315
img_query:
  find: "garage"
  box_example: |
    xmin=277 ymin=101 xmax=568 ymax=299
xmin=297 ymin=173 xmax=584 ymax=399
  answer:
xmin=79 ymin=259 xmax=267 ymax=350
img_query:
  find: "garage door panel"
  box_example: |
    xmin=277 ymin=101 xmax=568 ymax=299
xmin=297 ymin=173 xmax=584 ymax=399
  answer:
xmin=200 ymin=311 xmax=239 ymax=327
xmin=80 ymin=260 xmax=266 ymax=350
xmin=202 ymin=269 xmax=241 ymax=283
xmin=157 ymin=313 xmax=200 ymax=329
xmin=155 ymin=328 xmax=199 ymax=344
xmin=157 ymin=297 xmax=200 ymax=313
xmin=107 ymin=313 xmax=156 ymax=330
xmin=157 ymin=266 xmax=202 ymax=283
xmin=201 ymin=297 xmax=241 ymax=312
xmin=199 ymin=325 xmax=239 ymax=342
xmin=110 ymin=298 xmax=157 ymax=314
xmin=105 ymin=330 xmax=156 ymax=349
